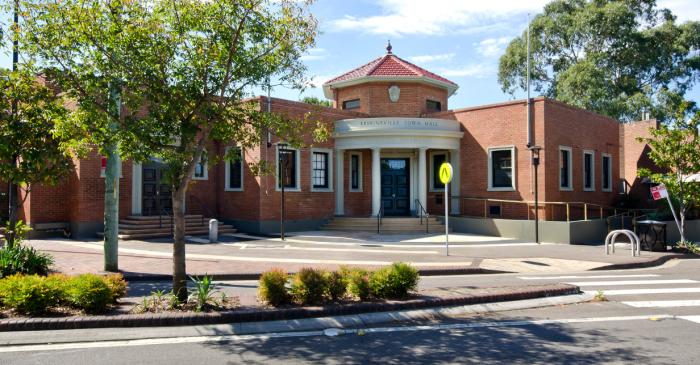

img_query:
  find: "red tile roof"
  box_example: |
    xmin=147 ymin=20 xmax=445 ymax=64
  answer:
xmin=324 ymin=53 xmax=457 ymax=87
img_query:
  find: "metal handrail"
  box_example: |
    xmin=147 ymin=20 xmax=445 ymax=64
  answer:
xmin=159 ymin=207 xmax=173 ymax=237
xmin=188 ymin=195 xmax=215 ymax=226
xmin=457 ymin=195 xmax=614 ymax=222
xmin=377 ymin=202 xmax=384 ymax=234
xmin=414 ymin=198 xmax=429 ymax=234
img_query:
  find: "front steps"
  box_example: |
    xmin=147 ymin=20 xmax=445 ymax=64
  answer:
xmin=322 ymin=217 xmax=447 ymax=234
xmin=99 ymin=214 xmax=237 ymax=240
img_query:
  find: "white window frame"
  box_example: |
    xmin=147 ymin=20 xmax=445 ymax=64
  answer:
xmin=276 ymin=144 xmax=301 ymax=192
xmin=310 ymin=148 xmax=333 ymax=192
xmin=349 ymin=152 xmax=363 ymax=192
xmin=192 ymin=152 xmax=208 ymax=180
xmin=559 ymin=146 xmax=573 ymax=191
xmin=487 ymin=146 xmax=516 ymax=192
xmin=429 ymin=150 xmax=449 ymax=192
xmin=602 ymin=153 xmax=613 ymax=192
xmin=583 ymin=150 xmax=595 ymax=192
xmin=224 ymin=146 xmax=244 ymax=192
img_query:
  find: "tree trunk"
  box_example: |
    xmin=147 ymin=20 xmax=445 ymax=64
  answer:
xmin=172 ymin=187 xmax=188 ymax=302
xmin=103 ymin=81 xmax=121 ymax=272
xmin=5 ymin=181 xmax=18 ymax=248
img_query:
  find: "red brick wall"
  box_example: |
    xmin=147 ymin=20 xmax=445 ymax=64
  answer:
xmin=334 ymin=82 xmax=448 ymax=117
xmin=619 ymin=120 xmax=660 ymax=208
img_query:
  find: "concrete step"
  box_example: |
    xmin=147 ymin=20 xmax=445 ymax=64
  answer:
xmin=118 ymin=222 xmax=227 ymax=230
xmin=125 ymin=215 xmax=204 ymax=221
xmin=116 ymin=224 xmax=236 ymax=235
xmin=322 ymin=226 xmax=448 ymax=233
xmin=98 ymin=227 xmax=237 ymax=240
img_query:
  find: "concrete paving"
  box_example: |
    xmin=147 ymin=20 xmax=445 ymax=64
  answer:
xmin=27 ymin=231 xmax=682 ymax=278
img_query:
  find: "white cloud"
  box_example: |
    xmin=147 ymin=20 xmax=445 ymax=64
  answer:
xmin=437 ymin=63 xmax=494 ymax=78
xmin=658 ymin=0 xmax=700 ymax=23
xmin=305 ymin=73 xmax=335 ymax=88
xmin=475 ymin=37 xmax=511 ymax=58
xmin=300 ymin=48 xmax=327 ymax=62
xmin=329 ymin=0 xmax=548 ymax=36
xmin=407 ymin=53 xmax=455 ymax=64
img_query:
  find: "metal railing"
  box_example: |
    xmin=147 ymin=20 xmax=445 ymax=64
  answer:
xmin=605 ymin=209 xmax=656 ymax=233
xmin=376 ymin=202 xmax=384 ymax=234
xmin=414 ymin=198 xmax=429 ymax=234
xmin=459 ymin=196 xmax=610 ymax=222
xmin=159 ymin=207 xmax=173 ymax=237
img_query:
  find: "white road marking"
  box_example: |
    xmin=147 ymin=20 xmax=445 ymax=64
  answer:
xmin=622 ymin=300 xmax=700 ymax=308
xmin=568 ymin=279 xmax=697 ymax=286
xmin=47 ymin=241 xmax=472 ymax=267
xmin=678 ymin=315 xmax=700 ymax=324
xmin=0 ymin=314 xmax=677 ymax=353
xmin=585 ymin=288 xmax=700 ymax=295
xmin=519 ymin=274 xmax=660 ymax=280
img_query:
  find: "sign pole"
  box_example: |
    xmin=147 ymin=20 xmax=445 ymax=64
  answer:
xmin=445 ymin=181 xmax=449 ymax=256
xmin=665 ymin=194 xmax=682 ymax=237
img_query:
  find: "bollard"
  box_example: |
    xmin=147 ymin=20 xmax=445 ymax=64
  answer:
xmin=209 ymin=219 xmax=218 ymax=243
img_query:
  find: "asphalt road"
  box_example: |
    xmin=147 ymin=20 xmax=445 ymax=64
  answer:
xmin=2 ymin=259 xmax=700 ymax=364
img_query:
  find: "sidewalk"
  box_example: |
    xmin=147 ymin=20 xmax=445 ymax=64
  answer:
xmin=27 ymin=231 xmax=685 ymax=279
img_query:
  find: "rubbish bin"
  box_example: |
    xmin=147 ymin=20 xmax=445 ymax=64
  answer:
xmin=635 ymin=220 xmax=667 ymax=252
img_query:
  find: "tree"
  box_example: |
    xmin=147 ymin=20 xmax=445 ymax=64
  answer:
xmin=21 ymin=0 xmax=320 ymax=301
xmin=0 ymin=68 xmax=72 ymax=247
xmin=498 ymin=0 xmax=700 ymax=122
xmin=301 ymin=96 xmax=332 ymax=107
xmin=638 ymin=95 xmax=700 ymax=243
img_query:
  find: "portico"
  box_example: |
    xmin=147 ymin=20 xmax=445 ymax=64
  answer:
xmin=334 ymin=117 xmax=463 ymax=217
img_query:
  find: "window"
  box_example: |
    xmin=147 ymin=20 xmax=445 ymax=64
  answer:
xmin=349 ymin=152 xmax=362 ymax=192
xmin=602 ymin=154 xmax=612 ymax=192
xmin=225 ymin=147 xmax=243 ymax=191
xmin=583 ymin=150 xmax=595 ymax=191
xmin=559 ymin=146 xmax=572 ymax=190
xmin=193 ymin=153 xmax=208 ymax=180
xmin=311 ymin=149 xmax=332 ymax=191
xmin=488 ymin=147 xmax=515 ymax=191
xmin=277 ymin=145 xmax=299 ymax=190
xmin=426 ymin=100 xmax=442 ymax=112
xmin=430 ymin=152 xmax=447 ymax=191
xmin=342 ymin=99 xmax=360 ymax=110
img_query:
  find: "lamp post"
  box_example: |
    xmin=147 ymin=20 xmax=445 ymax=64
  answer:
xmin=529 ymin=146 xmax=542 ymax=244
xmin=278 ymin=143 xmax=288 ymax=241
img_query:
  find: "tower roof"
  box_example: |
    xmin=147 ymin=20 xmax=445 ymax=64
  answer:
xmin=322 ymin=46 xmax=459 ymax=99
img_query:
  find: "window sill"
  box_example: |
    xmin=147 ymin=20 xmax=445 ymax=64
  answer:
xmin=192 ymin=177 xmax=208 ymax=181
xmin=602 ymin=189 xmax=613 ymax=193
xmin=225 ymin=188 xmax=244 ymax=192
xmin=310 ymin=188 xmax=334 ymax=193
xmin=559 ymin=187 xmax=573 ymax=191
xmin=583 ymin=188 xmax=596 ymax=192
xmin=487 ymin=187 xmax=516 ymax=192
xmin=275 ymin=188 xmax=301 ymax=192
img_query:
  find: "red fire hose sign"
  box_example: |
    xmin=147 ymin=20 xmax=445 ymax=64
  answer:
xmin=650 ymin=185 xmax=668 ymax=201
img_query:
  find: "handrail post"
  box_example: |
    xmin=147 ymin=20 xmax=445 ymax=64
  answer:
xmin=566 ymin=203 xmax=570 ymax=222
xmin=584 ymin=203 xmax=588 ymax=221
xmin=483 ymin=200 xmax=487 ymax=218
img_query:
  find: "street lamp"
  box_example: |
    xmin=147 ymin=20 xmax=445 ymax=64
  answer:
xmin=278 ymin=143 xmax=289 ymax=241
xmin=529 ymin=145 xmax=542 ymax=244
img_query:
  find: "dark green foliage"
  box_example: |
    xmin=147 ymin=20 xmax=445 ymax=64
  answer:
xmin=0 ymin=244 xmax=54 ymax=278
xmin=65 ymin=274 xmax=113 ymax=313
xmin=0 ymin=274 xmax=64 ymax=314
xmin=344 ymin=267 xmax=371 ymax=301
xmin=325 ymin=270 xmax=347 ymax=302
xmin=258 ymin=269 xmax=290 ymax=306
xmin=189 ymin=274 xmax=216 ymax=312
xmin=289 ymin=268 xmax=327 ymax=305
xmin=369 ymin=262 xmax=419 ymax=299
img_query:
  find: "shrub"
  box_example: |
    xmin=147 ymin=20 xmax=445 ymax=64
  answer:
xmin=290 ymin=268 xmax=327 ymax=305
xmin=325 ymin=270 xmax=347 ymax=302
xmin=344 ymin=267 xmax=371 ymax=301
xmin=189 ymin=274 xmax=216 ymax=312
xmin=103 ymin=273 xmax=128 ymax=303
xmin=0 ymin=244 xmax=53 ymax=278
xmin=0 ymin=274 xmax=64 ymax=314
xmin=369 ymin=262 xmax=419 ymax=299
xmin=258 ymin=269 xmax=289 ymax=306
xmin=65 ymin=274 xmax=113 ymax=313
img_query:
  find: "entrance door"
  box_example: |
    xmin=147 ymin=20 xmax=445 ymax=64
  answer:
xmin=142 ymin=161 xmax=172 ymax=216
xmin=380 ymin=158 xmax=410 ymax=216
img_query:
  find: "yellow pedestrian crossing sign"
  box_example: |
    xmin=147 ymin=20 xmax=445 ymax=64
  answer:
xmin=439 ymin=162 xmax=453 ymax=184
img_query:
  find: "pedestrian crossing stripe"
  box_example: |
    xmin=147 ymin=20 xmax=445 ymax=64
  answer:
xmin=585 ymin=288 xmax=700 ymax=295
xmin=567 ymin=279 xmax=697 ymax=286
xmin=621 ymin=300 xmax=700 ymax=308
xmin=519 ymin=274 xmax=659 ymax=280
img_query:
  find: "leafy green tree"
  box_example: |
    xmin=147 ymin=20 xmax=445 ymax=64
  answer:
xmin=638 ymin=96 xmax=700 ymax=243
xmin=301 ymin=96 xmax=332 ymax=107
xmin=0 ymin=68 xmax=72 ymax=247
xmin=498 ymin=0 xmax=700 ymax=121
xmin=20 ymin=0 xmax=320 ymax=300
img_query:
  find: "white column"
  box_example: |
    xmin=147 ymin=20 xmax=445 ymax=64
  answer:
xmin=372 ymin=147 xmax=381 ymax=217
xmin=450 ymin=149 xmax=461 ymax=215
xmin=335 ymin=149 xmax=344 ymax=216
xmin=418 ymin=147 xmax=427 ymax=215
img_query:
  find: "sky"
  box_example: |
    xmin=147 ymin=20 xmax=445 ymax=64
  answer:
xmin=1 ymin=0 xmax=698 ymax=110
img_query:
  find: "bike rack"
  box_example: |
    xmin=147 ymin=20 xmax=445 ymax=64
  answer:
xmin=605 ymin=229 xmax=641 ymax=257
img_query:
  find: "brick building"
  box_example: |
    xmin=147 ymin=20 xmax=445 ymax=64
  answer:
xmin=10 ymin=45 xmax=659 ymax=238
